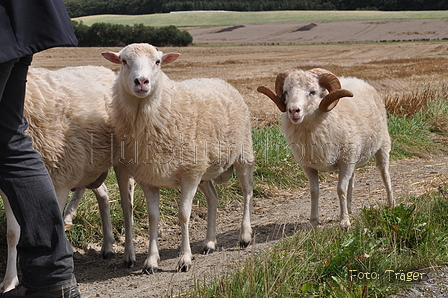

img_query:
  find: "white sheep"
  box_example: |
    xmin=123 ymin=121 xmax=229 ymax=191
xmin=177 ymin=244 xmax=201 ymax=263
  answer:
xmin=0 ymin=65 xmax=117 ymax=293
xmin=102 ymin=43 xmax=255 ymax=273
xmin=257 ymin=68 xmax=394 ymax=228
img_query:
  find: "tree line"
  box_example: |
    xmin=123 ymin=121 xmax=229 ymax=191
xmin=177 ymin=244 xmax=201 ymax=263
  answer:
xmin=65 ymin=0 xmax=448 ymax=18
xmin=72 ymin=21 xmax=193 ymax=46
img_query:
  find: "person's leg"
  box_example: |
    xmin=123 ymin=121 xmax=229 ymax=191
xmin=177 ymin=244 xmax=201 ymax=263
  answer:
xmin=0 ymin=56 xmax=78 ymax=296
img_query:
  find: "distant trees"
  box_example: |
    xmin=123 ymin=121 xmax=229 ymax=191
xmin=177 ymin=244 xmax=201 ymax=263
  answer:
xmin=328 ymin=0 xmax=447 ymax=10
xmin=64 ymin=0 xmax=448 ymax=18
xmin=72 ymin=21 xmax=193 ymax=46
xmin=159 ymin=1 xmax=336 ymax=12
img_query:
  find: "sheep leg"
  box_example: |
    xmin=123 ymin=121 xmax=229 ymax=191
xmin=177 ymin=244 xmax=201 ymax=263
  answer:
xmin=177 ymin=178 xmax=201 ymax=272
xmin=64 ymin=184 xmax=115 ymax=259
xmin=235 ymin=162 xmax=254 ymax=248
xmin=54 ymin=187 xmax=72 ymax=230
xmin=115 ymin=165 xmax=136 ymax=268
xmin=337 ymin=164 xmax=356 ymax=229
xmin=54 ymin=187 xmax=71 ymax=214
xmin=347 ymin=172 xmax=355 ymax=214
xmin=375 ymin=148 xmax=395 ymax=208
xmin=92 ymin=184 xmax=115 ymax=260
xmin=63 ymin=187 xmax=86 ymax=229
xmin=303 ymin=167 xmax=320 ymax=227
xmin=140 ymin=184 xmax=161 ymax=274
xmin=0 ymin=191 xmax=20 ymax=294
xmin=198 ymin=181 xmax=218 ymax=254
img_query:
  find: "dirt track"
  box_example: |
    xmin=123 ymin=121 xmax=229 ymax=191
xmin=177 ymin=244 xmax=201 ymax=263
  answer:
xmin=2 ymin=19 xmax=448 ymax=297
xmin=72 ymin=157 xmax=448 ymax=297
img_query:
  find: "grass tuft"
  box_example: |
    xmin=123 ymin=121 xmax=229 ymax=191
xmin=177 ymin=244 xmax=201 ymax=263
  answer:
xmin=387 ymin=85 xmax=448 ymax=158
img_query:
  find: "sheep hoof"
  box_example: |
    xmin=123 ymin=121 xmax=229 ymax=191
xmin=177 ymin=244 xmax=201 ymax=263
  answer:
xmin=339 ymin=220 xmax=351 ymax=230
xmin=142 ymin=267 xmax=157 ymax=275
xmin=123 ymin=260 xmax=136 ymax=268
xmin=64 ymin=223 xmax=73 ymax=231
xmin=101 ymin=251 xmax=115 ymax=260
xmin=239 ymin=241 xmax=250 ymax=249
xmin=178 ymin=263 xmax=191 ymax=273
xmin=309 ymin=219 xmax=319 ymax=228
xmin=203 ymin=247 xmax=214 ymax=255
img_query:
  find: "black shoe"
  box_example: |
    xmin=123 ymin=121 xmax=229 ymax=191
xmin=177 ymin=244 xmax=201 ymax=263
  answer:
xmin=1 ymin=284 xmax=80 ymax=298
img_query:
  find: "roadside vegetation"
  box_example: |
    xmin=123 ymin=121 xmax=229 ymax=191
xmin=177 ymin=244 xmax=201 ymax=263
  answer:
xmin=188 ymin=186 xmax=448 ymax=297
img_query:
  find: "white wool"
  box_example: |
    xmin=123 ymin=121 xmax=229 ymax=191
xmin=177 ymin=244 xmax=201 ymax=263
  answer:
xmin=260 ymin=69 xmax=394 ymax=229
xmin=105 ymin=43 xmax=254 ymax=273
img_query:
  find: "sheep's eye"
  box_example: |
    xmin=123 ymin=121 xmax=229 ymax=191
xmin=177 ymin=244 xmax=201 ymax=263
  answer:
xmin=281 ymin=92 xmax=287 ymax=101
xmin=309 ymin=90 xmax=316 ymax=96
xmin=155 ymin=60 xmax=161 ymax=65
xmin=122 ymin=59 xmax=127 ymax=65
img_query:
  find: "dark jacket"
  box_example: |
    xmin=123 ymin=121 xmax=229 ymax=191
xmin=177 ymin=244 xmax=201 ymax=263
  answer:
xmin=0 ymin=0 xmax=78 ymax=63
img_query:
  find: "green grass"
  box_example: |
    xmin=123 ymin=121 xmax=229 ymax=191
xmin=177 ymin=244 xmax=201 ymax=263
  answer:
xmin=252 ymin=124 xmax=308 ymax=193
xmin=388 ymin=112 xmax=441 ymax=159
xmin=188 ymin=187 xmax=448 ymax=297
xmin=73 ymin=10 xmax=448 ymax=27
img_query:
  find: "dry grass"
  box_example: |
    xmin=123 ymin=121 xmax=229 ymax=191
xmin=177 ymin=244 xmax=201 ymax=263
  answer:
xmin=385 ymin=83 xmax=448 ymax=116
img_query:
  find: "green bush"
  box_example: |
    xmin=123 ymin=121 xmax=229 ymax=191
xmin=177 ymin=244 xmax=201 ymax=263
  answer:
xmin=72 ymin=21 xmax=193 ymax=47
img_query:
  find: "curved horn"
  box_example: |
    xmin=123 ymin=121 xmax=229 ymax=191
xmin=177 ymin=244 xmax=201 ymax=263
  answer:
xmin=256 ymin=70 xmax=293 ymax=113
xmin=309 ymin=68 xmax=354 ymax=112
xmin=256 ymin=86 xmax=286 ymax=112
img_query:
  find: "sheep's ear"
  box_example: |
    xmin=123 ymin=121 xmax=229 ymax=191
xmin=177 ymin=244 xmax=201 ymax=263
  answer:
xmin=162 ymin=53 xmax=180 ymax=65
xmin=101 ymin=52 xmax=121 ymax=64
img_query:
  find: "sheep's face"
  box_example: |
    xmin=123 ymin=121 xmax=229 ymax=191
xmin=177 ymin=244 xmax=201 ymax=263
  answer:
xmin=258 ymin=68 xmax=353 ymax=118
xmin=283 ymin=70 xmax=323 ymax=124
xmin=102 ymin=43 xmax=180 ymax=98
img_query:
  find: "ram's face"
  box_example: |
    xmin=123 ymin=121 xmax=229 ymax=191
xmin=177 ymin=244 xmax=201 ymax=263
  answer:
xmin=118 ymin=44 xmax=163 ymax=98
xmin=283 ymin=71 xmax=323 ymax=124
